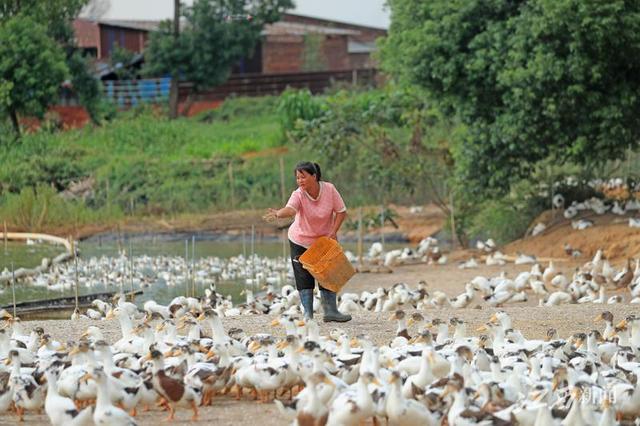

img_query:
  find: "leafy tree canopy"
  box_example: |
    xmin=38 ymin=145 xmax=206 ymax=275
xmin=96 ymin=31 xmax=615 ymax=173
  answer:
xmin=381 ymin=0 xmax=640 ymax=195
xmin=0 ymin=0 xmax=88 ymax=43
xmin=0 ymin=16 xmax=69 ymax=134
xmin=1 ymin=0 xmax=103 ymax=125
xmin=145 ymin=0 xmax=293 ymax=92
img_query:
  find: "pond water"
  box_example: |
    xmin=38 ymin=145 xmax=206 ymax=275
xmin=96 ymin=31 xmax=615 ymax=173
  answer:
xmin=0 ymin=236 xmax=408 ymax=311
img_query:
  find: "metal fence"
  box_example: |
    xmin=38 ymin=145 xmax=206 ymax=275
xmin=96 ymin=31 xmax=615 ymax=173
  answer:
xmin=98 ymin=69 xmax=378 ymax=108
xmin=179 ymin=68 xmax=378 ymax=101
xmin=101 ymin=78 xmax=171 ymax=107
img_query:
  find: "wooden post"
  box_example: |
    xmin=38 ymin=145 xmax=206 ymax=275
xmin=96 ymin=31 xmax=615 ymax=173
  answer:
xmin=11 ymin=262 xmax=16 ymax=318
xmin=168 ymin=0 xmax=180 ymax=119
xmin=357 ymin=207 xmax=363 ymax=266
xmin=279 ymin=157 xmax=286 ymax=203
xmin=228 ymin=161 xmax=236 ymax=209
xmin=449 ymin=192 xmax=457 ymax=250
xmin=3 ymin=221 xmax=7 ymax=255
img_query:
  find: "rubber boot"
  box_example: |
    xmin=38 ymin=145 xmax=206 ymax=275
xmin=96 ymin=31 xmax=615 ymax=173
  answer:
xmin=320 ymin=288 xmax=351 ymax=322
xmin=299 ymin=289 xmax=314 ymax=320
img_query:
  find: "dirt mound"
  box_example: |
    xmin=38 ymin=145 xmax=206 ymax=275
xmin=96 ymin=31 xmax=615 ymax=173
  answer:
xmin=505 ymin=211 xmax=640 ymax=263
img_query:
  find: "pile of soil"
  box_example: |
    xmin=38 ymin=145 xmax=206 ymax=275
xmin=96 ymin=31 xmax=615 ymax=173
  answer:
xmin=505 ymin=211 xmax=640 ymax=263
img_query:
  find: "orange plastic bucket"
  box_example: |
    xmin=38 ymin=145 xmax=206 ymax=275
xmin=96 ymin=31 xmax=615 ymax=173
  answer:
xmin=299 ymin=237 xmax=356 ymax=293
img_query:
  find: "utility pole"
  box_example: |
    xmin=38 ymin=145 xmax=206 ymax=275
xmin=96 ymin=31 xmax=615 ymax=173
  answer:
xmin=168 ymin=0 xmax=180 ymax=119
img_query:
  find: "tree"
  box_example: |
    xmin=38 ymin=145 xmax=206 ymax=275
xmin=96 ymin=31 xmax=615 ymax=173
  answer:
xmin=0 ymin=16 xmax=68 ymax=136
xmin=0 ymin=0 xmax=88 ymax=41
xmin=1 ymin=0 xmax=103 ymax=124
xmin=381 ymin=0 xmax=640 ymax=196
xmin=144 ymin=0 xmax=294 ymax=118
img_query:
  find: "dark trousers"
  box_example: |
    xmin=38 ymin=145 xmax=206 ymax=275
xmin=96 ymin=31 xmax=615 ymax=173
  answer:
xmin=290 ymin=240 xmax=324 ymax=291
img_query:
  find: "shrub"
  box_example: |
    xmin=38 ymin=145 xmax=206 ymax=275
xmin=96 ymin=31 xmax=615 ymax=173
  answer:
xmin=277 ymin=88 xmax=326 ymax=134
xmin=467 ymin=199 xmax=534 ymax=245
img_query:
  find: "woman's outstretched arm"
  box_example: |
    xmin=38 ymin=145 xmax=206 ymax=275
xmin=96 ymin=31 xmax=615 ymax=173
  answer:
xmin=263 ymin=206 xmax=296 ymax=222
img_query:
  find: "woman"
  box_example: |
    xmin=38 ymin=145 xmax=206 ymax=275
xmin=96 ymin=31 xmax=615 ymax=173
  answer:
xmin=264 ymin=162 xmax=351 ymax=322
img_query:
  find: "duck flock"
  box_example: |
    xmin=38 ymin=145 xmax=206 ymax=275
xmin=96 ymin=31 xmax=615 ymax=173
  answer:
xmin=1 ymin=253 xmax=292 ymax=294
xmin=56 ymin=244 xmax=640 ymax=323
xmin=0 ymin=246 xmax=639 ymax=425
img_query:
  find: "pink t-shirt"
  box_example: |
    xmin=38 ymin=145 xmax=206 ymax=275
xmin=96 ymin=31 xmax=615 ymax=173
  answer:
xmin=286 ymin=181 xmax=347 ymax=247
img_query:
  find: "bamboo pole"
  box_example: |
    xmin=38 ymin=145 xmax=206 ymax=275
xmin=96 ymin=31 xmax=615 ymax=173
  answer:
xmin=251 ymin=224 xmax=255 ymax=259
xmin=251 ymin=225 xmax=255 ymax=285
xmin=627 ymin=144 xmax=632 ymax=180
xmin=116 ymin=225 xmax=123 ymax=255
xmin=106 ymin=179 xmax=110 ymax=209
xmin=357 ymin=207 xmax=363 ymax=266
xmin=242 ymin=229 xmax=247 ymax=258
xmin=192 ymin=236 xmax=196 ymax=297
xmin=279 ymin=157 xmax=286 ymax=203
xmin=282 ymin=229 xmax=286 ymax=260
xmin=129 ymin=239 xmax=134 ymax=298
xmin=72 ymin=238 xmax=79 ymax=310
xmin=449 ymin=192 xmax=457 ymax=250
xmin=380 ymin=205 xmax=385 ymax=248
xmin=228 ymin=161 xmax=236 ymax=209
xmin=185 ymin=239 xmax=189 ymax=298
xmin=11 ymin=262 xmax=16 ymax=318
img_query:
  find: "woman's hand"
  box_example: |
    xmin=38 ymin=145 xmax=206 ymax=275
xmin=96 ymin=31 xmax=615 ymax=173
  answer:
xmin=263 ymin=208 xmax=279 ymax=223
xmin=328 ymin=231 xmax=338 ymax=241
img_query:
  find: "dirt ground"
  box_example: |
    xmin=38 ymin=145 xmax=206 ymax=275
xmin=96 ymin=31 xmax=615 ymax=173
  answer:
xmin=505 ymin=211 xmax=640 ymax=262
xmin=4 ymin=254 xmax=639 ymax=426
xmin=15 ymin=202 xmax=447 ymax=246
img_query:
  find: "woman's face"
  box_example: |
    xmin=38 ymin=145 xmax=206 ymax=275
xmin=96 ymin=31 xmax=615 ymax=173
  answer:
xmin=296 ymin=170 xmax=317 ymax=190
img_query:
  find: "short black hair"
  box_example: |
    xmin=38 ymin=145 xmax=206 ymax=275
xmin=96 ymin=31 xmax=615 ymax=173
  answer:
xmin=295 ymin=162 xmax=321 ymax=181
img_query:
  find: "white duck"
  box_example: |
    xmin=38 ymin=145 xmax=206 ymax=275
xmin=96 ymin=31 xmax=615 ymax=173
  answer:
xmin=44 ymin=365 xmax=93 ymax=426
xmin=7 ymin=349 xmax=45 ymax=421
xmin=84 ymin=367 xmax=137 ymax=426
xmin=386 ymin=370 xmax=437 ymax=426
xmin=327 ymin=371 xmax=378 ymax=426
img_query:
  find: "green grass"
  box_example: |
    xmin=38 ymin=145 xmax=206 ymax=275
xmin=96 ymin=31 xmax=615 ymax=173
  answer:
xmin=0 ymin=96 xmax=290 ymax=220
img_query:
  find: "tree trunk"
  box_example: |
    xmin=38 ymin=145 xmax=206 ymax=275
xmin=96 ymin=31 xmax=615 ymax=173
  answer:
xmin=9 ymin=107 xmax=20 ymax=137
xmin=168 ymin=0 xmax=180 ymax=119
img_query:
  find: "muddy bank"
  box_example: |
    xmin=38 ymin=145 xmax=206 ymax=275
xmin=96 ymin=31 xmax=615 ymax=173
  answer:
xmin=77 ymin=204 xmax=447 ymax=244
